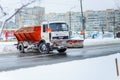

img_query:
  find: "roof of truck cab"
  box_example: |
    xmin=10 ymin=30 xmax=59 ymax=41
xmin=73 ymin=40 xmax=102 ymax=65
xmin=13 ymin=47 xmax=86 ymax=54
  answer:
xmin=41 ymin=21 xmax=66 ymax=24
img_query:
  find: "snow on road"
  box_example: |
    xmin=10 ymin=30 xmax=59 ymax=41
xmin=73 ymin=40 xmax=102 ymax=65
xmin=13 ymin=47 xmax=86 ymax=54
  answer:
xmin=0 ymin=39 xmax=120 ymax=80
xmin=0 ymin=53 xmax=119 ymax=80
xmin=0 ymin=38 xmax=120 ymax=54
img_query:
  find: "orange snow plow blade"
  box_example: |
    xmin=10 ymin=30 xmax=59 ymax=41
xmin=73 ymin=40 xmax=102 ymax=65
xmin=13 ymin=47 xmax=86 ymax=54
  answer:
xmin=66 ymin=39 xmax=84 ymax=48
xmin=51 ymin=39 xmax=84 ymax=48
xmin=14 ymin=26 xmax=41 ymax=43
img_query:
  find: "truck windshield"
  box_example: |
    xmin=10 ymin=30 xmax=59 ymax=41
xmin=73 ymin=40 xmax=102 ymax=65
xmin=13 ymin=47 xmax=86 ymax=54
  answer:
xmin=49 ymin=23 xmax=68 ymax=31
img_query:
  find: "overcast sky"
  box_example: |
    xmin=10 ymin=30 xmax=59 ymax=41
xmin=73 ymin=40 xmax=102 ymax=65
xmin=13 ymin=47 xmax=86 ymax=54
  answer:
xmin=40 ymin=0 xmax=118 ymax=13
xmin=0 ymin=0 xmax=119 ymax=14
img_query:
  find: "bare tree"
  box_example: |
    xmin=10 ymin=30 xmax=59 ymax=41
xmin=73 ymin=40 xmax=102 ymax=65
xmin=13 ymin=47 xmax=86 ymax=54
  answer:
xmin=0 ymin=5 xmax=7 ymax=17
xmin=0 ymin=0 xmax=37 ymax=37
xmin=114 ymin=0 xmax=120 ymax=9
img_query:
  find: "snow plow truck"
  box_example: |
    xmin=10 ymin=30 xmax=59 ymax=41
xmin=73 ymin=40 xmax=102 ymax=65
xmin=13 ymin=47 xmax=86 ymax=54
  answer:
xmin=14 ymin=21 xmax=84 ymax=54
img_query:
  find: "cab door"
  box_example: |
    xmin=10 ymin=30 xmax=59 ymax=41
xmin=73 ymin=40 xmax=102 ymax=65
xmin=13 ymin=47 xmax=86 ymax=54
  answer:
xmin=42 ymin=24 xmax=50 ymax=43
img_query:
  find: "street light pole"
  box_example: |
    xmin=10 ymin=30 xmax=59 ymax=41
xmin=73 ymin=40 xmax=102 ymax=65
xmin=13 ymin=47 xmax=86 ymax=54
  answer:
xmin=113 ymin=10 xmax=116 ymax=39
xmin=69 ymin=6 xmax=76 ymax=32
xmin=69 ymin=6 xmax=76 ymax=38
xmin=79 ymin=0 xmax=85 ymax=39
xmin=69 ymin=11 xmax=71 ymax=31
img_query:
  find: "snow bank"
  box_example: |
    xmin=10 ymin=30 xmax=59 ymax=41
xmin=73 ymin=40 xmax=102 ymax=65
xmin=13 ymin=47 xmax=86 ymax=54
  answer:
xmin=84 ymin=38 xmax=120 ymax=47
xmin=0 ymin=42 xmax=18 ymax=54
xmin=0 ymin=53 xmax=119 ymax=80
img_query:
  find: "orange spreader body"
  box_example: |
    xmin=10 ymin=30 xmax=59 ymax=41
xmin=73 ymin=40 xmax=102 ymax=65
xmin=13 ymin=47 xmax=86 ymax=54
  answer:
xmin=14 ymin=26 xmax=41 ymax=43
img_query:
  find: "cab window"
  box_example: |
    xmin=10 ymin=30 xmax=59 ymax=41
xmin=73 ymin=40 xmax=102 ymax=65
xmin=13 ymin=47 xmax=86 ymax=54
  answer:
xmin=43 ymin=24 xmax=48 ymax=32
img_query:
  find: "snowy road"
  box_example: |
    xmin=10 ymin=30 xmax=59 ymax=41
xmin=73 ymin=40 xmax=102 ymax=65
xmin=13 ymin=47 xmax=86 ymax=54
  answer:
xmin=0 ymin=44 xmax=120 ymax=72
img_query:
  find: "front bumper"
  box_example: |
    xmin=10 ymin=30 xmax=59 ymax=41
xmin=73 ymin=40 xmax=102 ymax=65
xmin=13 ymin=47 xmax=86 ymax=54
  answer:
xmin=51 ymin=39 xmax=84 ymax=48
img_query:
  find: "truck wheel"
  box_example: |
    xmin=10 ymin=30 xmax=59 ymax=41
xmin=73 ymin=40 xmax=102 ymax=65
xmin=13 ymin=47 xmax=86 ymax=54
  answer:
xmin=18 ymin=43 xmax=24 ymax=53
xmin=38 ymin=43 xmax=49 ymax=54
xmin=57 ymin=48 xmax=66 ymax=53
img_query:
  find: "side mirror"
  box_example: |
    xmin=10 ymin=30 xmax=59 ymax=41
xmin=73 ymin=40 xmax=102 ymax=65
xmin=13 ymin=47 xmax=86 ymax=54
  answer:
xmin=46 ymin=27 xmax=51 ymax=32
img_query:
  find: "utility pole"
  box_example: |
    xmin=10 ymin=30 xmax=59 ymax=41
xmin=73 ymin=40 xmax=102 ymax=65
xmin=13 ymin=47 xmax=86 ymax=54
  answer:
xmin=18 ymin=11 xmax=22 ymax=28
xmin=69 ymin=12 xmax=72 ymax=38
xmin=69 ymin=12 xmax=71 ymax=31
xmin=113 ymin=10 xmax=116 ymax=39
xmin=79 ymin=0 xmax=85 ymax=39
xmin=69 ymin=6 xmax=75 ymax=38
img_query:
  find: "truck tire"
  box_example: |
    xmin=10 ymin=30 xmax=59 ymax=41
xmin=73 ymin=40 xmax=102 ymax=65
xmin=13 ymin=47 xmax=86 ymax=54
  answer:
xmin=18 ymin=43 xmax=24 ymax=53
xmin=57 ymin=48 xmax=66 ymax=53
xmin=38 ymin=43 xmax=49 ymax=54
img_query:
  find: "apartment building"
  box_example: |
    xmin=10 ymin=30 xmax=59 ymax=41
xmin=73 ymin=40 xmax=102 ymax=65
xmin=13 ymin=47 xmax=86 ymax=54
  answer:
xmin=85 ymin=10 xmax=107 ymax=31
xmin=15 ymin=6 xmax=45 ymax=28
xmin=15 ymin=7 xmax=120 ymax=33
xmin=45 ymin=12 xmax=83 ymax=32
xmin=106 ymin=9 xmax=120 ymax=32
xmin=85 ymin=9 xmax=120 ymax=32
